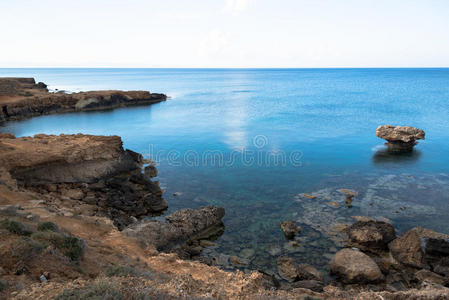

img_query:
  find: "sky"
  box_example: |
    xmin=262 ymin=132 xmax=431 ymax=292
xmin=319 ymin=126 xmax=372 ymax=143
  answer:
xmin=1 ymin=0 xmax=449 ymax=68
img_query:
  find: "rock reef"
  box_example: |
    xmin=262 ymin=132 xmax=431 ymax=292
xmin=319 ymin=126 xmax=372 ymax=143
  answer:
xmin=0 ymin=77 xmax=166 ymax=122
xmin=376 ymin=125 xmax=425 ymax=152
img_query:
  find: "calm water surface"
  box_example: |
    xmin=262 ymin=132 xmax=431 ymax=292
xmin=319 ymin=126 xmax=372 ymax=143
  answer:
xmin=1 ymin=68 xmax=449 ymax=275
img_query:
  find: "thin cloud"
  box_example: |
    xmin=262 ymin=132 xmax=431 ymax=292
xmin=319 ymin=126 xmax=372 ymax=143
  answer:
xmin=224 ymin=0 xmax=257 ymax=15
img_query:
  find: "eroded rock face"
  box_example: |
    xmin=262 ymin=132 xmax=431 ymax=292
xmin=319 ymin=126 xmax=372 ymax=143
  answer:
xmin=347 ymin=220 xmax=396 ymax=250
xmin=123 ymin=206 xmax=225 ymax=252
xmin=329 ymin=248 xmax=384 ymax=283
xmin=0 ymin=77 xmax=166 ymax=122
xmin=280 ymin=220 xmax=301 ymax=239
xmin=0 ymin=134 xmax=167 ymax=229
xmin=376 ymin=125 xmax=425 ymax=152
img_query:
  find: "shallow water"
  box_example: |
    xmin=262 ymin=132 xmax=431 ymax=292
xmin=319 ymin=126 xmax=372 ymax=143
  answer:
xmin=1 ymin=68 xmax=449 ymax=275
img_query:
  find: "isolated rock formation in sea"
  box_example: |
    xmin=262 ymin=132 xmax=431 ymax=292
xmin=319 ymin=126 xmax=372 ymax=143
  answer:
xmin=376 ymin=125 xmax=425 ymax=152
xmin=0 ymin=77 xmax=166 ymax=122
xmin=0 ymin=133 xmax=167 ymax=228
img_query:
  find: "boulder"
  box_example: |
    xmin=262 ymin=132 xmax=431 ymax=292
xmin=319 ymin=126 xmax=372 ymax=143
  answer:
xmin=277 ymin=256 xmax=298 ymax=282
xmin=277 ymin=257 xmax=323 ymax=283
xmin=297 ymin=264 xmax=323 ymax=281
xmin=347 ymin=220 xmax=396 ymax=250
xmin=124 ymin=206 xmax=225 ymax=252
xmin=376 ymin=125 xmax=425 ymax=152
xmin=389 ymin=227 xmax=449 ymax=269
xmin=280 ymin=220 xmax=301 ymax=239
xmin=329 ymin=248 xmax=384 ymax=283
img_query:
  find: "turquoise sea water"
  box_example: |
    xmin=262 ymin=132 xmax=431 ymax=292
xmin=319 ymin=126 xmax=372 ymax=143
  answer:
xmin=1 ymin=68 xmax=449 ymax=275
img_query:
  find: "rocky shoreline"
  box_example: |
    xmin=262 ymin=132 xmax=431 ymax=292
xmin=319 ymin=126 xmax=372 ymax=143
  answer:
xmin=0 ymin=77 xmax=166 ymax=122
xmin=0 ymin=78 xmax=448 ymax=299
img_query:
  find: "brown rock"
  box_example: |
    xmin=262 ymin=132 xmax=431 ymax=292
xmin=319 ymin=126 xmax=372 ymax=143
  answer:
xmin=280 ymin=220 xmax=301 ymax=239
xmin=300 ymin=193 xmax=317 ymax=199
xmin=297 ymin=264 xmax=323 ymax=281
xmin=0 ymin=133 xmax=167 ymax=229
xmin=277 ymin=256 xmax=298 ymax=282
xmin=124 ymin=206 xmax=225 ymax=252
xmin=376 ymin=125 xmax=425 ymax=152
xmin=0 ymin=132 xmax=15 ymax=139
xmin=414 ymin=270 xmax=447 ymax=286
xmin=327 ymin=201 xmax=340 ymax=208
xmin=389 ymin=227 xmax=449 ymax=268
xmin=347 ymin=220 xmax=396 ymax=250
xmin=329 ymin=248 xmax=384 ymax=283
xmin=338 ymin=189 xmax=358 ymax=208
xmin=277 ymin=257 xmax=323 ymax=283
xmin=0 ymin=77 xmax=166 ymax=122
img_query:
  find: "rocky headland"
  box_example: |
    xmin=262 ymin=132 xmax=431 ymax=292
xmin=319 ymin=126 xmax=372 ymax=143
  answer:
xmin=0 ymin=77 xmax=166 ymax=122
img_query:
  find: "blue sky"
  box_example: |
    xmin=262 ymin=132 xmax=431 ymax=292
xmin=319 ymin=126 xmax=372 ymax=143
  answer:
xmin=1 ymin=0 xmax=448 ymax=67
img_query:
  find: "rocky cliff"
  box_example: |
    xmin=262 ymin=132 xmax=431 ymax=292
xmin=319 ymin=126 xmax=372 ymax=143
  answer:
xmin=0 ymin=133 xmax=167 ymax=229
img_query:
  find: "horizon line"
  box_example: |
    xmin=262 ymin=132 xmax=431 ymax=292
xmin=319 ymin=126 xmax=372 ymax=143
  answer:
xmin=1 ymin=67 xmax=449 ymax=70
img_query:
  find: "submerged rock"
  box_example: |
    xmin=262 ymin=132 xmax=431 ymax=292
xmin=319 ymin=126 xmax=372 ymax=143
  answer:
xmin=376 ymin=125 xmax=425 ymax=152
xmin=267 ymin=244 xmax=282 ymax=256
xmin=329 ymin=248 xmax=384 ymax=283
xmin=280 ymin=220 xmax=301 ymax=239
xmin=338 ymin=189 xmax=358 ymax=208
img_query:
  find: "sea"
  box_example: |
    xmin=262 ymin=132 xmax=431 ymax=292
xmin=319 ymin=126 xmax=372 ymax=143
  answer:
xmin=1 ymin=68 xmax=449 ymax=276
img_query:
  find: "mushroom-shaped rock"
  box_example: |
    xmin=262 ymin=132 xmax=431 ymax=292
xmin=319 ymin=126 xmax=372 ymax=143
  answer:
xmin=347 ymin=220 xmax=396 ymax=250
xmin=329 ymin=248 xmax=384 ymax=283
xmin=280 ymin=220 xmax=301 ymax=239
xmin=376 ymin=125 xmax=425 ymax=152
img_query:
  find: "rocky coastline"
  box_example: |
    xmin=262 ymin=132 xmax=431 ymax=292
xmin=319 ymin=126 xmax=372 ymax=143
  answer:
xmin=0 ymin=78 xmax=448 ymax=299
xmin=0 ymin=77 xmax=166 ymax=122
